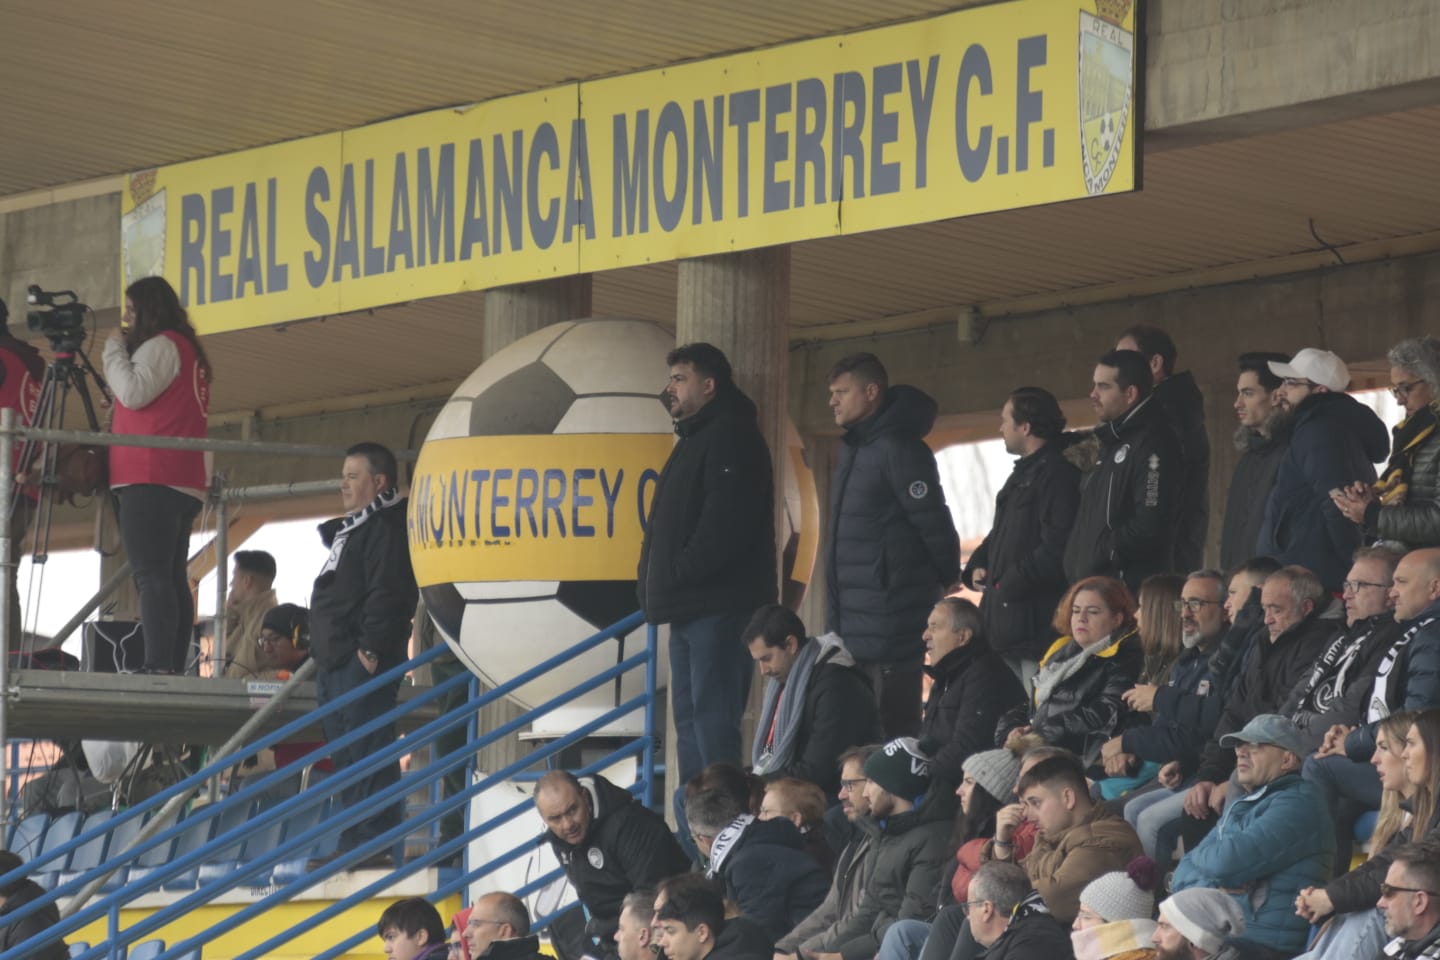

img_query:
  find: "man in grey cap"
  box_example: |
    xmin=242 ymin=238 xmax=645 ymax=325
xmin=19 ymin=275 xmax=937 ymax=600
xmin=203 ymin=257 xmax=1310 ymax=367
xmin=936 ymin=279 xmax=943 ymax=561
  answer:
xmin=1256 ymin=347 xmax=1389 ymax=591
xmin=1154 ymin=888 xmax=1246 ymax=960
xmin=1171 ymin=715 xmax=1334 ymax=956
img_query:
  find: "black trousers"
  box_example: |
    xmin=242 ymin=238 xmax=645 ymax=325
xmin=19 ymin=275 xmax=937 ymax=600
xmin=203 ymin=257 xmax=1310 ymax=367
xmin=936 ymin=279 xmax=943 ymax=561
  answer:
xmin=317 ymin=652 xmax=404 ymax=852
xmin=116 ymin=484 xmax=201 ymax=673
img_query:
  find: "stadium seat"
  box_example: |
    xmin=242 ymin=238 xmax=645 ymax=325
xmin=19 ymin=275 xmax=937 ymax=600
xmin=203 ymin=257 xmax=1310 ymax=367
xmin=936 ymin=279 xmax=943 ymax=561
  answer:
xmin=163 ymin=800 xmax=255 ymax=891
xmin=88 ymin=811 xmax=147 ymax=892
xmin=128 ymin=940 xmax=165 ymax=960
xmin=32 ymin=810 xmax=83 ymax=888
xmin=49 ymin=809 xmax=114 ymax=891
xmin=269 ymin=797 xmax=338 ymax=885
xmin=67 ymin=943 xmax=89 ymax=959
xmin=197 ymin=798 xmax=288 ymax=886
xmin=123 ymin=809 xmax=186 ymax=890
xmin=8 ymin=812 xmax=49 ymax=862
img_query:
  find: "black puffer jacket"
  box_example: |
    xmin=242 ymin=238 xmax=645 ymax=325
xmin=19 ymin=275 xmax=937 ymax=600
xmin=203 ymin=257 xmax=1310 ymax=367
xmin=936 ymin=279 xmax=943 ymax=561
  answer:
xmin=1062 ymin=396 xmax=1183 ymax=595
xmin=0 ymin=879 xmax=66 ymax=960
xmin=710 ymin=917 xmax=776 ymax=960
xmin=984 ymin=891 xmax=1074 ymax=960
xmin=962 ymin=440 xmax=1080 ymax=660
xmin=310 ymin=494 xmax=418 ymax=670
xmin=1326 ymin=799 xmax=1440 ymax=915
xmin=998 ymin=628 xmax=1144 ymax=769
xmin=827 ymin=386 xmax=960 ymax=663
xmin=1220 ymin=427 xmax=1286 ymax=570
xmin=1154 ymin=371 xmax=1210 ymax=573
xmin=638 ymin=384 xmax=776 ymax=624
xmin=921 ymin=641 xmax=1026 ymax=786
xmin=711 ymin=816 xmax=829 ymax=942
xmin=545 ymin=775 xmax=691 ymax=941
xmin=1367 ymin=419 xmax=1440 ymax=549
xmin=1257 ymin=391 xmax=1389 ymax=591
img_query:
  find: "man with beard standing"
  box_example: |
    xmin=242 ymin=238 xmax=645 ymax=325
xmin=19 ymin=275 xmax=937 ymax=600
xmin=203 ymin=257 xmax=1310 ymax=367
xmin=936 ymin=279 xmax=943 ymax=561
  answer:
xmin=964 ymin=386 xmax=1080 ymax=688
xmin=1220 ymin=353 xmax=1290 ymax=570
xmin=639 ymin=342 xmax=776 ymax=785
xmin=827 ymin=353 xmax=959 ymax=737
xmin=1257 ymin=348 xmax=1389 ymax=592
xmin=1064 ymin=350 xmax=1183 ymax=594
xmin=1116 ymin=326 xmax=1208 ymax=571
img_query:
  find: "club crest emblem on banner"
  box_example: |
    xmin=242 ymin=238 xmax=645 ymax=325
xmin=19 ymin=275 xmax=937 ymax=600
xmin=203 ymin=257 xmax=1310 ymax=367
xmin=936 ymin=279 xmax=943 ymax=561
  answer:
xmin=1078 ymin=0 xmax=1136 ymax=195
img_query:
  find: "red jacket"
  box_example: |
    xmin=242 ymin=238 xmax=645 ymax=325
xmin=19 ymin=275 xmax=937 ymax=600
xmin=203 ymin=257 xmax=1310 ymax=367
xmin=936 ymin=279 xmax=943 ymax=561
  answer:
xmin=109 ymin=331 xmax=209 ymax=490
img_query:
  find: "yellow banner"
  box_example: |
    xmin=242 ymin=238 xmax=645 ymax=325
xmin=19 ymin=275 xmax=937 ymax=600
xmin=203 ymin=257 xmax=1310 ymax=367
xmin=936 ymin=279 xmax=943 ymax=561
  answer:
xmin=120 ymin=0 xmax=1140 ymax=333
xmin=408 ymin=433 xmax=675 ymax=584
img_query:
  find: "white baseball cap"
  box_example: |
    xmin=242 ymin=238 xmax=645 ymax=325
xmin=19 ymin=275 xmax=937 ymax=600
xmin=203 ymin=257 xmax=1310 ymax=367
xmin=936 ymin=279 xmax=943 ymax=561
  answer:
xmin=1268 ymin=348 xmax=1350 ymax=392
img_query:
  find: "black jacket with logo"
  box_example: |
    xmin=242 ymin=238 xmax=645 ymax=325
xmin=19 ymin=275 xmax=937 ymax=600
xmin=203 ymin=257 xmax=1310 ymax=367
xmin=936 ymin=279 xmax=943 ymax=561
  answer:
xmin=309 ymin=496 xmax=418 ymax=670
xmin=1062 ymin=396 xmax=1183 ymax=595
xmin=545 ymin=775 xmax=691 ymax=941
xmin=638 ymin=385 xmax=776 ymax=624
xmin=826 ymin=385 xmax=960 ymax=664
xmin=962 ymin=440 xmax=1080 ymax=660
xmin=921 ymin=641 xmax=1026 ymax=786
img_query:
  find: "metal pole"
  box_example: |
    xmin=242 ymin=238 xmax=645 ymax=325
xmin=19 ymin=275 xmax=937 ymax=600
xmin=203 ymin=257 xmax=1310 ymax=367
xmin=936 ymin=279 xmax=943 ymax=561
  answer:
xmin=0 ymin=407 xmax=14 ymax=829
xmin=62 ymin=657 xmax=318 ymax=917
xmin=49 ymin=562 xmax=131 ymax=646
xmin=213 ymin=498 xmax=228 ymax=673
xmin=10 ymin=427 xmax=416 ymax=461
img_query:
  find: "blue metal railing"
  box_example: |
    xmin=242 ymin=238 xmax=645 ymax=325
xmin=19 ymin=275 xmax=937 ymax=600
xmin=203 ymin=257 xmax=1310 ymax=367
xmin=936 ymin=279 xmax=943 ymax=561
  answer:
xmin=0 ymin=610 xmax=658 ymax=960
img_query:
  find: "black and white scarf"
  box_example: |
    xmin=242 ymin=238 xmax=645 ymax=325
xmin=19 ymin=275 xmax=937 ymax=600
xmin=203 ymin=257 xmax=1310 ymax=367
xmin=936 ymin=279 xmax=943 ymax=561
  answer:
xmin=318 ymin=488 xmax=402 ymax=576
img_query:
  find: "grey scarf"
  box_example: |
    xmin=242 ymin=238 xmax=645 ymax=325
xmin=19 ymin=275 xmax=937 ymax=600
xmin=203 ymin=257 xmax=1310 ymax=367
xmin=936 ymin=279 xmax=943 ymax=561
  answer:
xmin=751 ymin=633 xmax=853 ymax=775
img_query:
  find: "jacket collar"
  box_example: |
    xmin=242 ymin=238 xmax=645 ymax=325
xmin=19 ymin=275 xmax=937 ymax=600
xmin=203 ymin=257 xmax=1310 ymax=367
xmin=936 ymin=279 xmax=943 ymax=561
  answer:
xmin=924 ymin=641 xmax=989 ymax=680
xmin=478 ymin=935 xmax=541 ymax=960
xmin=1097 ymin=395 xmax=1158 ymax=445
xmin=1040 ymin=625 xmax=1137 ymax=666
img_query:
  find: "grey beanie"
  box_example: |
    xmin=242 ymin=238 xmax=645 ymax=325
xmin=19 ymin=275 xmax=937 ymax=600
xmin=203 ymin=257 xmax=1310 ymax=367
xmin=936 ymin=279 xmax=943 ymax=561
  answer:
xmin=962 ymin=748 xmax=1021 ymax=803
xmin=1161 ymin=888 xmax=1245 ymax=954
xmin=1079 ymin=856 xmax=1158 ymax=922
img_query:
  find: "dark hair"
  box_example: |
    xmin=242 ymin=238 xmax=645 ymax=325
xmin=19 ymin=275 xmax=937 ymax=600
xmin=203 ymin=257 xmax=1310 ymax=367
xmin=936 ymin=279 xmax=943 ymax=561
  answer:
xmin=623 ymin=888 xmax=657 ymax=927
xmin=1238 ymin=352 xmax=1289 ymax=393
xmin=378 ymin=897 xmax=446 ymax=944
xmin=1391 ymin=839 xmax=1440 ymax=900
xmin=838 ymin=744 xmax=880 ymax=769
xmin=955 ymin=775 xmax=1006 ymax=848
xmin=685 ymin=786 xmax=745 ymax=835
xmin=1016 ymin=754 xmax=1089 ymax=798
xmin=1232 ymin=556 xmax=1283 ymax=582
xmin=667 ymin=343 xmax=733 ymax=388
xmin=829 ymin=352 xmax=889 ymax=391
xmin=346 ymin=441 xmax=400 ymax=491
xmin=935 ymin=597 xmax=981 ymax=637
xmin=1007 ymin=386 xmax=1066 ymax=440
xmin=1118 ymin=325 xmax=1177 ymax=376
xmin=684 ymin=763 xmax=764 ymax=815
xmin=742 ymin=603 xmax=810 ymax=650
xmin=1408 ymin=710 xmax=1440 ymax=837
xmin=1052 ymin=576 xmax=1137 ymax=637
xmin=125 ymin=275 xmax=214 ymax=381
xmin=481 ymin=892 xmax=531 ymax=936
xmin=655 ymin=874 xmax=726 ymax=937
xmin=232 ymin=550 xmax=277 ymax=581
xmin=1096 ymin=349 xmax=1153 ymax=402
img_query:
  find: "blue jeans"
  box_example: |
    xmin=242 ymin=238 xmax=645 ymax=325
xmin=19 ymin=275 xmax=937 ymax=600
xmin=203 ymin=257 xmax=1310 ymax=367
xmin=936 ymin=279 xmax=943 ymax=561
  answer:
xmin=316 ymin=653 xmax=404 ymax=853
xmin=878 ymin=919 xmax=932 ymax=960
xmin=669 ymin=610 xmax=754 ymax=784
xmin=1125 ymin=785 xmax=1188 ymax=859
xmin=1294 ymin=908 xmax=1386 ymax=960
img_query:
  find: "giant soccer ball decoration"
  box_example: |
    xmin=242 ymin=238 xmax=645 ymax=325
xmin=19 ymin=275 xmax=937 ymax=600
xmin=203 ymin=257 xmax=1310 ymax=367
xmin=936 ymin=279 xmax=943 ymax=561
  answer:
xmin=410 ymin=318 xmax=817 ymax=734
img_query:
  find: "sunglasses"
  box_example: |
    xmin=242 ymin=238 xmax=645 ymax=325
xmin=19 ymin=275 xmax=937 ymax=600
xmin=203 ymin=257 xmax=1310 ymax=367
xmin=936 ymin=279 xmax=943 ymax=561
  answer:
xmin=1381 ymin=883 xmax=1440 ymax=898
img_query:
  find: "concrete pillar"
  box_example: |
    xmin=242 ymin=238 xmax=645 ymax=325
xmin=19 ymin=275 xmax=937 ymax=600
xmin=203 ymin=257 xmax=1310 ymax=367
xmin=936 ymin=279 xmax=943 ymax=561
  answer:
xmin=797 ymin=433 xmax=840 ymax=634
xmin=669 ymin=246 xmax=791 ymax=807
xmin=482 ymin=277 xmax=592 ymax=361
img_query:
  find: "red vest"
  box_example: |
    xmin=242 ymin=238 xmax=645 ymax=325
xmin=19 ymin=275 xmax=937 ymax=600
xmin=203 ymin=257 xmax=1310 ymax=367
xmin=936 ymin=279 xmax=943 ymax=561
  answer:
xmin=0 ymin=338 xmax=43 ymax=492
xmin=110 ymin=331 xmax=210 ymax=490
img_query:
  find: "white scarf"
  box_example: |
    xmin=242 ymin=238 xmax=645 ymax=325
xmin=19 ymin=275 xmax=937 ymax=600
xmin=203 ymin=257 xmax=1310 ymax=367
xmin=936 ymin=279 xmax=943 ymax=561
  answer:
xmin=318 ymin=488 xmax=401 ymax=577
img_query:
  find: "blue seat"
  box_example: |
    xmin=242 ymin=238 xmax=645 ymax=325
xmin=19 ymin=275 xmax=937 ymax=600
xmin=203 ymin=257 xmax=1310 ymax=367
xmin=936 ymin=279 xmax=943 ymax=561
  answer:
xmin=68 ymin=943 xmax=90 ymax=959
xmin=127 ymin=809 xmax=199 ymax=891
xmin=53 ymin=810 xmax=114 ymax=890
xmin=128 ymin=939 xmax=165 ymax=960
xmin=197 ymin=798 xmax=288 ymax=886
xmin=165 ymin=800 xmax=254 ymax=890
xmin=270 ymin=797 xmax=338 ymax=885
xmin=32 ymin=810 xmax=83 ymax=889
xmin=86 ymin=810 xmax=147 ymax=892
xmin=8 ymin=812 xmax=48 ymax=862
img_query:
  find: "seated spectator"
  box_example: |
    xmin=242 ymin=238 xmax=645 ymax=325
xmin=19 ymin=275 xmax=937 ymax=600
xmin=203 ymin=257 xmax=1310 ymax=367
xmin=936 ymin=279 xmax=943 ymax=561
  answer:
xmin=1375 ymin=840 xmax=1440 ymax=960
xmin=656 ymin=873 xmax=775 ymax=960
xmin=964 ymin=861 xmax=1074 ymax=960
xmin=758 ymin=777 xmax=834 ymax=872
xmin=999 ymin=577 xmax=1143 ymax=771
xmin=1070 ymin=857 xmax=1159 ymax=960
xmin=1171 ymin=715 xmax=1334 ymax=956
xmin=536 ymin=770 xmax=690 ymax=953
xmin=1208 ymin=559 xmax=1284 ymax=702
xmin=463 ymin=893 xmax=543 ymax=960
xmin=816 ymin=737 xmax=955 ymax=960
xmin=987 ymin=753 xmax=1143 ymax=925
xmin=0 ymin=851 xmax=65 ymax=960
xmin=1332 ymin=336 xmax=1440 ymax=551
xmin=1309 ymin=548 xmax=1440 ymax=858
xmin=222 ymin=549 xmax=279 ymax=679
xmin=776 ymin=745 xmax=880 ymax=957
xmin=1293 ymin=710 xmax=1429 ymax=960
xmin=952 ymin=747 xmax=1031 ymax=906
xmin=451 ymin=906 xmax=473 ymax=960
xmin=1135 ymin=575 xmax=1186 ymax=688
xmin=745 ymin=604 xmax=882 ymax=798
xmin=379 ymin=897 xmax=448 ymax=960
xmin=1102 ymin=570 xmax=1229 ymax=799
xmin=1153 ymin=889 xmax=1246 ymax=960
xmin=687 ymin=787 xmax=828 ymax=941
xmin=678 ymin=763 xmax=766 ymax=864
xmin=920 ymin=598 xmax=1026 ymax=787
xmin=615 ymin=890 xmax=657 ymax=960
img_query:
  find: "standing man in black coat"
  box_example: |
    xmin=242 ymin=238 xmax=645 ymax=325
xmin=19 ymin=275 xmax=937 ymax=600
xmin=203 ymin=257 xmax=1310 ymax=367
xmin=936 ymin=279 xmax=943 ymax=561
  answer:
xmin=307 ymin=441 xmax=418 ymax=870
xmin=744 ymin=604 xmax=881 ymax=798
xmin=1116 ymin=326 xmax=1209 ymax=571
xmin=638 ymin=342 xmax=776 ymax=785
xmin=963 ymin=386 xmax=1080 ymax=686
xmin=919 ymin=597 xmax=1026 ymax=787
xmin=826 ymin=353 xmax=960 ymax=737
xmin=1219 ymin=352 xmax=1290 ymax=570
xmin=1063 ymin=350 xmax=1184 ymax=596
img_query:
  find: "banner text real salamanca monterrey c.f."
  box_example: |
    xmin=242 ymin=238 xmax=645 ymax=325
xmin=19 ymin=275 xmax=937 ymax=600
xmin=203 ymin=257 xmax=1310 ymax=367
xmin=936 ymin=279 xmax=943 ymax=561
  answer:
xmin=119 ymin=0 xmax=1140 ymax=334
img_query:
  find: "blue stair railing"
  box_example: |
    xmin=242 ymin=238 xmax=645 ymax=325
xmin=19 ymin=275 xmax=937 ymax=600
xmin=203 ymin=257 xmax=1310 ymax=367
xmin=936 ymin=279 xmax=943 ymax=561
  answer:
xmin=0 ymin=609 xmax=659 ymax=960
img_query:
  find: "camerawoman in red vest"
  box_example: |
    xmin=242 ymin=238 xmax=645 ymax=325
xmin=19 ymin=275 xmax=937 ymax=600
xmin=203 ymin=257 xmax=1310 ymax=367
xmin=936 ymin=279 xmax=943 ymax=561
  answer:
xmin=103 ymin=276 xmax=211 ymax=675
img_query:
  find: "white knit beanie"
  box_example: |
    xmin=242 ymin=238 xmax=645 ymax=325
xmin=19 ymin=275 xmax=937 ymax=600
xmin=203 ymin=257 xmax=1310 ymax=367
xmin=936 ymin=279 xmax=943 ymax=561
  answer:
xmin=1160 ymin=888 xmax=1246 ymax=954
xmin=1079 ymin=856 xmax=1158 ymax=922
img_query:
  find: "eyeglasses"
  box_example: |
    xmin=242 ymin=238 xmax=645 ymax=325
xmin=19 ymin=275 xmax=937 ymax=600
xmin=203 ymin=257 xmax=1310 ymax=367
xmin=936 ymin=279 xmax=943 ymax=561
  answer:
xmin=1381 ymin=883 xmax=1440 ymax=898
xmin=1342 ymin=580 xmax=1390 ymax=594
xmin=1173 ymin=598 xmax=1221 ymax=612
xmin=467 ymin=918 xmax=506 ymax=929
xmin=958 ymin=900 xmax=989 ymax=916
xmin=1283 ymin=378 xmax=1317 ymax=389
xmin=1392 ymin=379 xmax=1426 ymax=400
xmin=839 ymin=778 xmax=868 ymax=793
